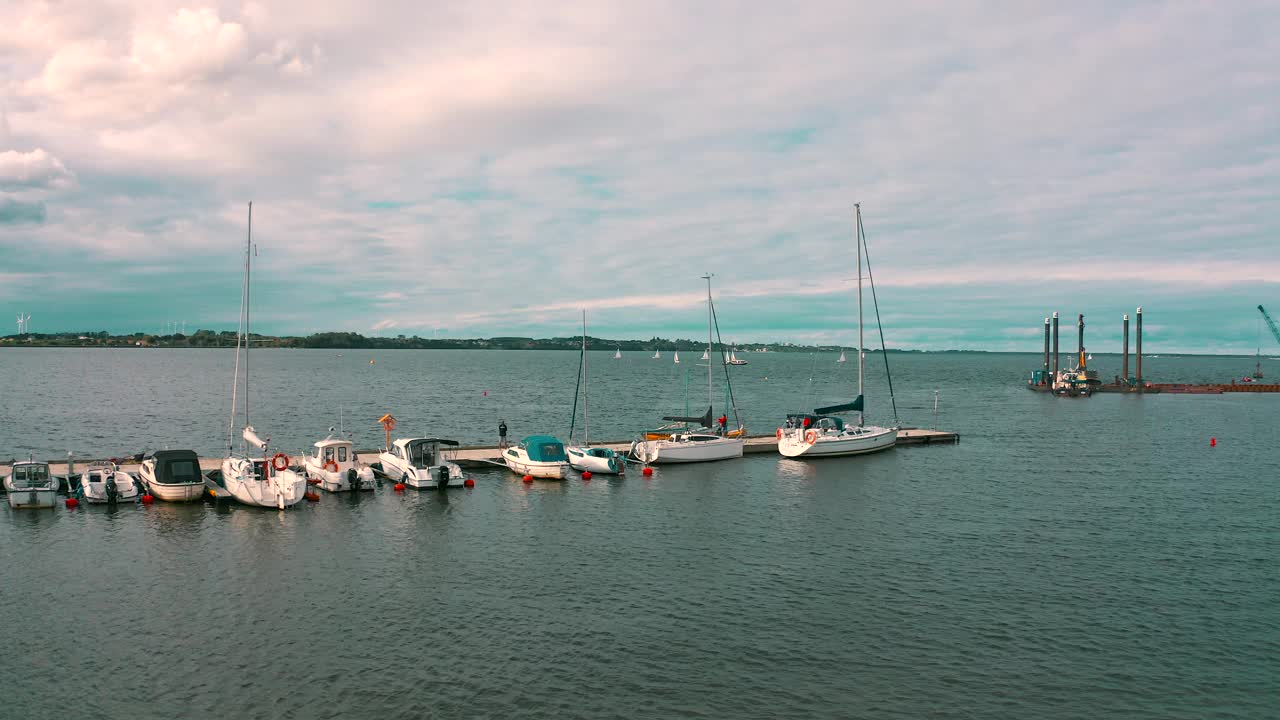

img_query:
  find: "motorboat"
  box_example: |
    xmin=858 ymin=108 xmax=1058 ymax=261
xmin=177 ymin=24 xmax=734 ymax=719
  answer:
xmin=378 ymin=437 xmax=465 ymax=489
xmin=4 ymin=460 xmax=58 ymax=509
xmin=78 ymin=460 xmax=141 ymax=504
xmin=138 ymin=450 xmax=206 ymax=501
xmin=213 ymin=203 xmax=306 ymax=509
xmin=565 ymin=310 xmax=625 ymax=475
xmin=778 ymin=204 xmax=898 ymax=459
xmin=502 ymin=436 xmax=570 ymax=479
xmin=304 ymin=435 xmax=375 ymax=492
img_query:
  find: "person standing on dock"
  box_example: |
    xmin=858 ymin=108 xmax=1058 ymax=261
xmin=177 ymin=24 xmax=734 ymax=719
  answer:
xmin=718 ymin=414 xmax=727 ymax=435
xmin=498 ymin=419 xmax=508 ymax=448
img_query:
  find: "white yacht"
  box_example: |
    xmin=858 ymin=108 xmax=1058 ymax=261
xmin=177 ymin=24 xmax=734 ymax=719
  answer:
xmin=565 ymin=311 xmax=625 ymax=475
xmin=304 ymin=435 xmax=375 ymax=492
xmin=78 ymin=461 xmax=141 ymax=504
xmin=4 ymin=460 xmax=58 ymax=509
xmin=379 ymin=437 xmax=465 ymax=489
xmin=779 ymin=204 xmax=898 ymax=459
xmin=502 ymin=436 xmax=570 ymax=479
xmin=138 ymin=450 xmax=206 ymax=502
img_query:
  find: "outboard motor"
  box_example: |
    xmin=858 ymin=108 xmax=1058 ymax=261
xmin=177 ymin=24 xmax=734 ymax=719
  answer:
xmin=105 ymin=475 xmax=119 ymax=504
xmin=435 ymin=465 xmax=450 ymax=490
xmin=347 ymin=468 xmax=357 ymax=490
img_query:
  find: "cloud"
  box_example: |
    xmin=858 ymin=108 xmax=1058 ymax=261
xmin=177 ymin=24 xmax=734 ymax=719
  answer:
xmin=0 ymin=148 xmax=75 ymax=189
xmin=0 ymin=197 xmax=47 ymax=224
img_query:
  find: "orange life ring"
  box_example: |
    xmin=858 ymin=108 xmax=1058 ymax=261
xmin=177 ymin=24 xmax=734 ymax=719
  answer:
xmin=804 ymin=430 xmax=817 ymax=445
xmin=323 ymin=460 xmax=339 ymax=472
xmin=271 ymin=453 xmax=290 ymax=471
xmin=776 ymin=428 xmax=783 ymax=440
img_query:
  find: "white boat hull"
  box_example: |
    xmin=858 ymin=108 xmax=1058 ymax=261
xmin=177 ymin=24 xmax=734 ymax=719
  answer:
xmin=80 ymin=469 xmax=141 ymax=504
xmin=378 ymin=453 xmax=466 ymax=489
xmin=4 ymin=484 xmax=57 ymax=509
xmin=502 ymin=454 xmax=568 ymax=479
xmin=139 ymin=463 xmax=205 ymax=502
xmin=777 ymin=425 xmax=898 ymax=458
xmin=304 ymin=459 xmax=375 ymax=492
xmin=630 ymin=435 xmax=743 ymax=464
xmin=566 ymin=447 xmax=625 ymax=475
xmin=217 ymin=458 xmax=307 ymax=508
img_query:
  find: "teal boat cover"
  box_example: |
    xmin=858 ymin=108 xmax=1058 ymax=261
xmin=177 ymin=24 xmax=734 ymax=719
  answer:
xmin=521 ymin=435 xmax=567 ymax=462
xmin=814 ymin=395 xmax=863 ymax=415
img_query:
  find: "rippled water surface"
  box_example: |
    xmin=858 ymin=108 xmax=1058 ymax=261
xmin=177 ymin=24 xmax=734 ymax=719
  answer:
xmin=1 ymin=349 xmax=1277 ymax=719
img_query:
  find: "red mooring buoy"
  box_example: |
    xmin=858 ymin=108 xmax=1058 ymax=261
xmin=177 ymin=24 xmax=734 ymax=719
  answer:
xmin=642 ymin=467 xmax=654 ymax=477
xmin=65 ymin=497 xmax=79 ymax=509
xmin=522 ymin=475 xmax=534 ymax=484
xmin=305 ymin=491 xmax=320 ymax=502
xmin=581 ymin=471 xmax=592 ymax=481
xmin=1210 ymin=437 xmax=1217 ymax=447
xmin=393 ymin=482 xmax=406 ymax=492
xmin=463 ymin=478 xmax=475 ymax=488
xmin=141 ymin=494 xmax=155 ymax=504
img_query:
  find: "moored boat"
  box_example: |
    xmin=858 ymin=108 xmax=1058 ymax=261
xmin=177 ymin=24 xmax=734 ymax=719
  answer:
xmin=78 ymin=460 xmax=141 ymax=504
xmin=565 ymin=310 xmax=625 ymax=475
xmin=378 ymin=437 xmax=464 ymax=489
xmin=503 ymin=436 xmax=570 ymax=479
xmin=304 ymin=436 xmax=375 ymax=492
xmin=138 ymin=450 xmax=206 ymax=502
xmin=4 ymin=460 xmax=58 ymax=509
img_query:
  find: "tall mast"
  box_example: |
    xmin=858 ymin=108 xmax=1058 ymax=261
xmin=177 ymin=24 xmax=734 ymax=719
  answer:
xmin=245 ymin=201 xmax=252 ymax=426
xmin=582 ymin=309 xmax=589 ymax=446
xmin=856 ymin=204 xmax=864 ymax=427
xmin=703 ymin=273 xmax=714 ymax=413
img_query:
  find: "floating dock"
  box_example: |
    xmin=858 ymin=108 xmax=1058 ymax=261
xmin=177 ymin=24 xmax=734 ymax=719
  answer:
xmin=1094 ymin=382 xmax=1280 ymax=394
xmin=4 ymin=429 xmax=959 ymax=476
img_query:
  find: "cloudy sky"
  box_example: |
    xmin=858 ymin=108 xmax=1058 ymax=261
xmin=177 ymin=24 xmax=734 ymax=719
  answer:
xmin=1 ymin=1 xmax=1277 ymax=352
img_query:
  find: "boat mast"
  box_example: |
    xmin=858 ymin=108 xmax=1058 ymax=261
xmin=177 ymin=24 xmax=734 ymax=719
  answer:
xmin=856 ymin=204 xmax=864 ymax=427
xmin=245 ymin=201 xmax=252 ymax=428
xmin=582 ymin=309 xmax=589 ymax=446
xmin=703 ymin=273 xmax=714 ymax=415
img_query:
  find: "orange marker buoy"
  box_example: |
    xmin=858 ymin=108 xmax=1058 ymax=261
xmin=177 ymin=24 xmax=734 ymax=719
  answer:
xmin=642 ymin=467 xmax=654 ymax=477
xmin=522 ymin=475 xmax=533 ymax=483
xmin=141 ymin=494 xmax=155 ymax=504
xmin=393 ymin=482 xmax=406 ymax=492
xmin=1210 ymin=437 xmax=1217 ymax=447
xmin=582 ymin=471 xmax=592 ymax=481
xmin=65 ymin=497 xmax=79 ymax=508
xmin=463 ymin=478 xmax=475 ymax=488
xmin=305 ymin=491 xmax=320 ymax=502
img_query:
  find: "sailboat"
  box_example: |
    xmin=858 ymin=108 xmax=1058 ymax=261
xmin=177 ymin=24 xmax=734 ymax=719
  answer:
xmin=837 ymin=350 xmax=847 ymax=363
xmin=673 ymin=351 xmax=680 ymax=364
xmin=211 ymin=203 xmax=307 ymax=509
xmin=700 ymin=348 xmax=710 ymax=361
xmin=778 ymin=204 xmax=898 ymax=458
xmin=566 ymin=311 xmax=625 ymax=475
xmin=652 ymin=349 xmax=661 ymax=359
xmin=630 ymin=274 xmax=745 ymax=464
xmin=613 ymin=347 xmax=622 ymax=359
xmin=724 ymin=348 xmax=748 ymax=366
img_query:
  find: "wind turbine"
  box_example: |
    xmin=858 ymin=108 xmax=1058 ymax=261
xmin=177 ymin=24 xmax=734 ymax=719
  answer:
xmin=15 ymin=314 xmax=22 ymax=334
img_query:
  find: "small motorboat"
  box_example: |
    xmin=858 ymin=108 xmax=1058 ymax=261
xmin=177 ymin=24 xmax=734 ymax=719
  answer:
xmin=567 ymin=446 xmax=626 ymax=474
xmin=378 ymin=437 xmax=465 ymax=489
xmin=502 ymin=435 xmax=570 ymax=479
xmin=78 ymin=460 xmax=141 ymax=504
xmin=4 ymin=460 xmax=58 ymax=509
xmin=304 ymin=435 xmax=375 ymax=492
xmin=138 ymin=450 xmax=206 ymax=502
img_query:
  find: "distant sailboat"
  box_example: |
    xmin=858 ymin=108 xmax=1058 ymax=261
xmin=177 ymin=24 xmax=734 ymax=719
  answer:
xmin=837 ymin=350 xmax=847 ymax=363
xmin=674 ymin=351 xmax=680 ymax=364
xmin=1087 ymin=353 xmax=1093 ymax=360
xmin=725 ymin=348 xmax=748 ymax=366
xmin=614 ymin=348 xmax=622 ymax=359
xmin=653 ymin=349 xmax=661 ymax=359
xmin=701 ymin=348 xmax=710 ymax=361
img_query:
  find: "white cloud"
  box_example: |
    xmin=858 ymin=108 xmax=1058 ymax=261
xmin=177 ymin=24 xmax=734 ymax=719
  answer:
xmin=0 ymin=148 xmax=74 ymax=189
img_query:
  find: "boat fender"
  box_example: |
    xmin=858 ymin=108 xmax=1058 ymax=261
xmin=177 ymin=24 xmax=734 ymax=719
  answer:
xmin=776 ymin=428 xmax=783 ymax=440
xmin=324 ymin=460 xmax=339 ymax=472
xmin=271 ymin=453 xmax=290 ymax=472
xmin=804 ymin=430 xmax=817 ymax=445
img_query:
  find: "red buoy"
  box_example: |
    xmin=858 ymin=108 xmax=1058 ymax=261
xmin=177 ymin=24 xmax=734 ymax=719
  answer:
xmin=463 ymin=478 xmax=475 ymax=488
xmin=581 ymin=471 xmax=592 ymax=481
xmin=522 ymin=475 xmax=533 ymax=483
xmin=1210 ymin=437 xmax=1217 ymax=447
xmin=305 ymin=491 xmax=320 ymax=502
xmin=642 ymin=467 xmax=654 ymax=477
xmin=141 ymin=494 xmax=155 ymax=504
xmin=65 ymin=497 xmax=79 ymax=509
xmin=393 ymin=482 xmax=406 ymax=492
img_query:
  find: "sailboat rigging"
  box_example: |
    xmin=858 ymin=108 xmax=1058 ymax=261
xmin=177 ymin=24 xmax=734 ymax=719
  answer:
xmin=566 ymin=311 xmax=624 ymax=474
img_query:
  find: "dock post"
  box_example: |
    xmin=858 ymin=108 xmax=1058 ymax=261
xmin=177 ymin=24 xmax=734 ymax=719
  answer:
xmin=1077 ymin=313 xmax=1085 ymax=367
xmin=1042 ymin=317 xmax=1050 ymax=382
xmin=1136 ymin=306 xmax=1143 ymax=389
xmin=1052 ymin=312 xmax=1059 ymax=381
xmin=1122 ymin=314 xmax=1130 ymax=383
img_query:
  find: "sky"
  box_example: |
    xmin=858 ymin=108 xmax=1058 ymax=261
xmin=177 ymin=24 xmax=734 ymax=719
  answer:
xmin=1 ymin=1 xmax=1278 ymax=353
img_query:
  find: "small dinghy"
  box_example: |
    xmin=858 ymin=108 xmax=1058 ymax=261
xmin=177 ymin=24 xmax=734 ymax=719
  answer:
xmin=4 ymin=460 xmax=58 ymax=509
xmin=379 ymin=437 xmax=465 ymax=489
xmin=304 ymin=434 xmax=375 ymax=492
xmin=78 ymin=460 xmax=140 ymax=504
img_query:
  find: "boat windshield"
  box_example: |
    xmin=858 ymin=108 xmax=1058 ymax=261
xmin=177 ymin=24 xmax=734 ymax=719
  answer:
xmin=163 ymin=459 xmax=202 ymax=484
xmin=407 ymin=441 xmax=436 ymax=469
xmin=12 ymin=465 xmax=50 ymax=488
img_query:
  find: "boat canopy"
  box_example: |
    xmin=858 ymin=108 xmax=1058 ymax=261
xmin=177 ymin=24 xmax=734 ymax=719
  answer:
xmin=786 ymin=414 xmax=846 ymax=431
xmin=661 ymin=406 xmax=713 ymax=428
xmin=814 ymin=395 xmax=863 ymax=415
xmin=520 ymin=436 xmax=567 ymax=462
xmin=397 ymin=438 xmax=460 ymax=448
xmin=148 ymin=450 xmax=203 ymax=485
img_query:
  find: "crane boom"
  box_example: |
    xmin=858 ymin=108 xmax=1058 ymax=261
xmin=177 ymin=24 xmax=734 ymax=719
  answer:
xmin=1259 ymin=305 xmax=1280 ymax=347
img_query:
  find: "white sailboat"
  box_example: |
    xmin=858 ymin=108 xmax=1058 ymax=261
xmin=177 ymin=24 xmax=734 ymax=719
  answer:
xmin=631 ymin=275 xmax=744 ymax=464
xmin=700 ymin=348 xmax=710 ymax=361
xmin=725 ymin=348 xmax=748 ymax=366
xmin=778 ymin=204 xmax=898 ymax=458
xmin=212 ymin=203 xmax=307 ymax=509
xmin=566 ymin=311 xmax=625 ymax=475
xmin=673 ymin=351 xmax=680 ymax=364
xmin=613 ymin=348 xmax=622 ymax=359
xmin=652 ymin=349 xmax=661 ymax=359
xmin=837 ymin=350 xmax=847 ymax=363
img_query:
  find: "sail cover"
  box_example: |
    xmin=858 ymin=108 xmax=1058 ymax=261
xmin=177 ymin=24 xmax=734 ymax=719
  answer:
xmin=814 ymin=395 xmax=863 ymax=415
xmin=242 ymin=426 xmax=268 ymax=450
xmin=662 ymin=406 xmax=713 ymax=428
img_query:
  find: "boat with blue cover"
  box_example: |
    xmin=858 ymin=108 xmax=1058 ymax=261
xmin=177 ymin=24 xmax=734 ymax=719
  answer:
xmin=503 ymin=435 xmax=570 ymax=479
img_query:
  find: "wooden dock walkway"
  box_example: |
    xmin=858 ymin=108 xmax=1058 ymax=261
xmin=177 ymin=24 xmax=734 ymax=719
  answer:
xmin=4 ymin=429 xmax=958 ymax=476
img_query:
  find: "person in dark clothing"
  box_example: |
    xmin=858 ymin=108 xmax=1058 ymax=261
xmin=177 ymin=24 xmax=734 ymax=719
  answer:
xmin=498 ymin=419 xmax=508 ymax=448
